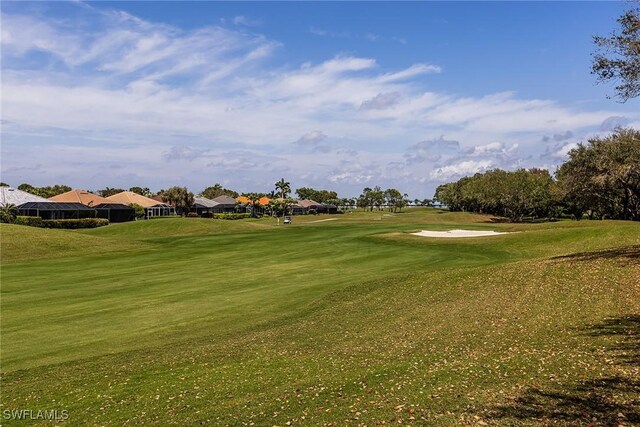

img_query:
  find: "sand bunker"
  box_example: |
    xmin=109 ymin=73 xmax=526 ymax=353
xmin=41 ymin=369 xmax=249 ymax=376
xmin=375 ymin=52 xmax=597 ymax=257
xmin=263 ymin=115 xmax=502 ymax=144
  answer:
xmin=412 ymin=229 xmax=510 ymax=238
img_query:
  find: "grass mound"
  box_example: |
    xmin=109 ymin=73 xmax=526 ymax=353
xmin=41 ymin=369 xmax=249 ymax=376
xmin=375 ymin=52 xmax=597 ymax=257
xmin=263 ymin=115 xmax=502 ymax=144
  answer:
xmin=79 ymin=216 xmax=270 ymax=240
xmin=0 ymin=223 xmax=148 ymax=264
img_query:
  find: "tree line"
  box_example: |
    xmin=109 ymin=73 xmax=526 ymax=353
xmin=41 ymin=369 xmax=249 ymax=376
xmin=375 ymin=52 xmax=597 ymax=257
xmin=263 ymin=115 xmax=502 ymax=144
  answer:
xmin=434 ymin=128 xmax=640 ymax=221
xmin=356 ymin=186 xmax=412 ymax=212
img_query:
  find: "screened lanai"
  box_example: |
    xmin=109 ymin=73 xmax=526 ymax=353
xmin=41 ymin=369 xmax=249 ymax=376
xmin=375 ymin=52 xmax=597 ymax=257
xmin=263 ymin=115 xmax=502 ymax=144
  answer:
xmin=17 ymin=202 xmax=96 ymax=219
xmin=94 ymin=203 xmax=136 ymax=222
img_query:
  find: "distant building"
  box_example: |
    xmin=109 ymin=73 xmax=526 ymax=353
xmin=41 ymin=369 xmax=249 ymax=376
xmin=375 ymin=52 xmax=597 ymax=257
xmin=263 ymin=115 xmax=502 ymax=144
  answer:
xmin=0 ymin=187 xmax=50 ymax=207
xmin=192 ymin=197 xmax=219 ymax=216
xmin=49 ymin=189 xmax=107 ymax=207
xmin=17 ymin=202 xmax=96 ymax=220
xmin=211 ymin=195 xmax=240 ymax=213
xmin=104 ymin=191 xmax=175 ymax=218
xmin=93 ymin=203 xmax=136 ymax=222
xmin=297 ymin=199 xmax=336 ymax=214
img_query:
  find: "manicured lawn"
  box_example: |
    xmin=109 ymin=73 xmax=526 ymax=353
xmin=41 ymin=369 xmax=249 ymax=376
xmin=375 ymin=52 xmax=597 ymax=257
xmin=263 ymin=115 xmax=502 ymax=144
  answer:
xmin=1 ymin=209 xmax=638 ymax=425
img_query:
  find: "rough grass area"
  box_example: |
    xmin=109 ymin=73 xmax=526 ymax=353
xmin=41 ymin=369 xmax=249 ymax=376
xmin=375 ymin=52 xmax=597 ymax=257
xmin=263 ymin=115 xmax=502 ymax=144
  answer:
xmin=1 ymin=209 xmax=639 ymax=425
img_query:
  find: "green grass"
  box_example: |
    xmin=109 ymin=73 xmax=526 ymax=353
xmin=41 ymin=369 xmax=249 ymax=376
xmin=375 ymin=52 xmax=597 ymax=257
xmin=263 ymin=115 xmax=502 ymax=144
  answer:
xmin=1 ymin=208 xmax=639 ymax=425
xmin=0 ymin=223 xmax=150 ymax=264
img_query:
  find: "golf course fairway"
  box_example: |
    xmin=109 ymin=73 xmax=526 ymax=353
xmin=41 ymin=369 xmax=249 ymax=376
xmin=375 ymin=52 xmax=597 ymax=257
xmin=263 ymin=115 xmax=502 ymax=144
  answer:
xmin=1 ymin=209 xmax=638 ymax=425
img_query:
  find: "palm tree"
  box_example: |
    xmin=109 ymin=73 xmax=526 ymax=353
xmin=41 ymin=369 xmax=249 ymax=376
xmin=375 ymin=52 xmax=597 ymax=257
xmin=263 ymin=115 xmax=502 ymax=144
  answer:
xmin=243 ymin=193 xmax=264 ymax=218
xmin=275 ymin=178 xmax=291 ymax=199
xmin=0 ymin=203 xmax=19 ymax=223
xmin=275 ymin=179 xmax=291 ymax=220
xmin=268 ymin=199 xmax=280 ymax=217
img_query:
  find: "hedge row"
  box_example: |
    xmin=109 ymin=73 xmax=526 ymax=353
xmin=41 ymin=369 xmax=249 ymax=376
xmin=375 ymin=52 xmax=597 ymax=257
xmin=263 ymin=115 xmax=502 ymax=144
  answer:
xmin=212 ymin=213 xmax=251 ymax=220
xmin=14 ymin=216 xmax=109 ymax=229
xmin=14 ymin=216 xmax=44 ymax=227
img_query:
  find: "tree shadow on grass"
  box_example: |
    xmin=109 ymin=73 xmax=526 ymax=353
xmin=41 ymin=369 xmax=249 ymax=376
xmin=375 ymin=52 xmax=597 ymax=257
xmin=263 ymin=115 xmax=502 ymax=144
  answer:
xmin=484 ymin=315 xmax=640 ymax=426
xmin=485 ymin=217 xmax=511 ymax=223
xmin=551 ymin=245 xmax=640 ymax=267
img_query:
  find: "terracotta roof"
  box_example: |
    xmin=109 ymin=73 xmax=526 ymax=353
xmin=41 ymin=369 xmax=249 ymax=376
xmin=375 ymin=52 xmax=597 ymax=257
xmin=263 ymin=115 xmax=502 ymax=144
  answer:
xmin=258 ymin=196 xmax=271 ymax=206
xmin=0 ymin=187 xmax=49 ymax=206
xmin=104 ymin=191 xmax=167 ymax=208
xmin=236 ymin=196 xmax=270 ymax=206
xmin=49 ymin=189 xmax=107 ymax=206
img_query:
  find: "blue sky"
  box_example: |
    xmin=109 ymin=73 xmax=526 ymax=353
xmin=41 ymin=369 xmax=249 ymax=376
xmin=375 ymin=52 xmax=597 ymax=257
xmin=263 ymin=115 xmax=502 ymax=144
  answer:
xmin=1 ymin=1 xmax=638 ymax=198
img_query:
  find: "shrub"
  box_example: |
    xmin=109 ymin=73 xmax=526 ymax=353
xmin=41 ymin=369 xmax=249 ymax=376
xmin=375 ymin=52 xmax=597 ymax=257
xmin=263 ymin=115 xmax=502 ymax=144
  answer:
xmin=41 ymin=218 xmax=109 ymax=229
xmin=212 ymin=213 xmax=251 ymax=220
xmin=14 ymin=216 xmax=44 ymax=227
xmin=0 ymin=204 xmax=18 ymax=223
xmin=128 ymin=203 xmax=145 ymax=219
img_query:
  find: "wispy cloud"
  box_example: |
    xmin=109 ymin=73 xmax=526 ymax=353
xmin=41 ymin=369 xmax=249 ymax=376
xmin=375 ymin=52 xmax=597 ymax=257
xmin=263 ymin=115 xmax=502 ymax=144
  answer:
xmin=1 ymin=3 xmax=638 ymax=197
xmin=309 ymin=26 xmax=407 ymax=44
xmin=232 ymin=15 xmax=260 ymax=27
xmin=293 ymin=131 xmax=331 ymax=153
xmin=360 ymin=92 xmax=401 ymax=110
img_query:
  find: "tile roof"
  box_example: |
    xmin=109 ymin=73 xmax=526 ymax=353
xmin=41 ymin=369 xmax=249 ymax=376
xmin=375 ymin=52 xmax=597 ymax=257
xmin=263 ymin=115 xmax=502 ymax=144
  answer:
xmin=236 ymin=196 xmax=271 ymax=206
xmin=49 ymin=189 xmax=107 ymax=206
xmin=104 ymin=191 xmax=168 ymax=208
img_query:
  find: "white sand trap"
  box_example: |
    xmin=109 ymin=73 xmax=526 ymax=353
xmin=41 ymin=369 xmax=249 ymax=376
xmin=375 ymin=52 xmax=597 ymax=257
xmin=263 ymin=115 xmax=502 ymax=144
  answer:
xmin=412 ymin=229 xmax=510 ymax=238
xmin=308 ymin=218 xmax=340 ymax=223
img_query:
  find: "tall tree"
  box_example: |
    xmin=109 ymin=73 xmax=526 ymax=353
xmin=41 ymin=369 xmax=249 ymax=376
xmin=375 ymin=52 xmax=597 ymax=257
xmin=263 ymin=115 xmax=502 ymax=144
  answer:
xmin=434 ymin=169 xmax=555 ymax=221
xmin=592 ymin=2 xmax=640 ymax=101
xmin=295 ymin=187 xmax=338 ymax=203
xmin=129 ymin=187 xmax=151 ymax=197
xmin=200 ymin=184 xmax=238 ymax=199
xmin=162 ymin=186 xmax=194 ymax=216
xmin=384 ymin=188 xmax=403 ymax=212
xmin=242 ymin=192 xmax=266 ymax=218
xmin=97 ymin=187 xmax=126 ymax=198
xmin=18 ymin=183 xmax=72 ymax=198
xmin=275 ymin=178 xmax=291 ymax=199
xmin=274 ymin=179 xmax=291 ymax=220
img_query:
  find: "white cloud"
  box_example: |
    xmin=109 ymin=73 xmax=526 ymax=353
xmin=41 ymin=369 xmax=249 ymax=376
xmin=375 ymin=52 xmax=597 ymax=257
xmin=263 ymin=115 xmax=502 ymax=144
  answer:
xmin=293 ymin=131 xmax=330 ymax=153
xmin=360 ymin=92 xmax=401 ymax=110
xmin=430 ymin=160 xmax=494 ymax=180
xmin=2 ymin=3 xmax=639 ymax=198
xmin=377 ymin=63 xmax=441 ymax=83
xmin=232 ymin=16 xmax=259 ymax=26
xmin=465 ymin=142 xmax=518 ymax=157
